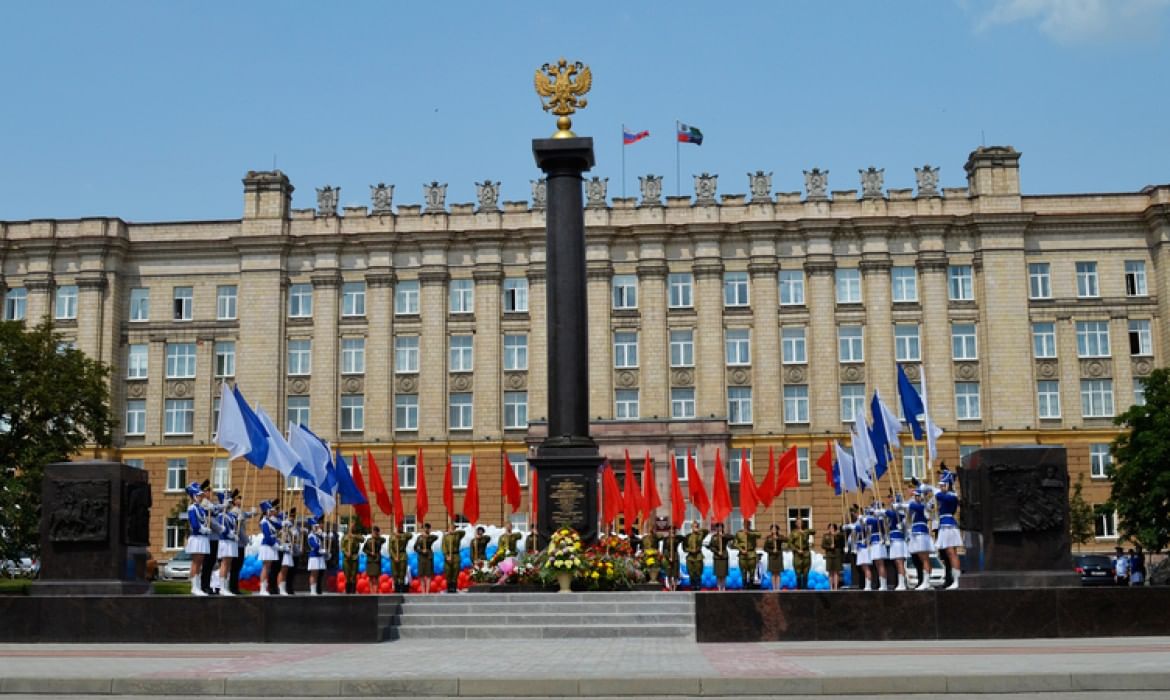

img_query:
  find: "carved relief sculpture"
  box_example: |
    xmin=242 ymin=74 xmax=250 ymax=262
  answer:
xmin=370 ymin=183 xmax=395 ymax=214
xmin=860 ymin=167 xmax=885 ymax=199
xmin=915 ymin=165 xmax=940 ymax=197
xmin=316 ymin=185 xmax=340 ymax=217
xmin=475 ymin=180 xmax=501 ymax=212
xmin=693 ymin=172 xmax=718 ymax=205
xmin=424 ymin=181 xmax=448 ymax=212
xmin=639 ymin=174 xmax=662 ymax=205
xmin=531 ymin=178 xmax=547 ymax=210
xmin=803 ymin=168 xmax=829 ymax=201
xmin=748 ymin=171 xmax=773 ymax=202
xmin=585 ymin=176 xmax=608 ymax=208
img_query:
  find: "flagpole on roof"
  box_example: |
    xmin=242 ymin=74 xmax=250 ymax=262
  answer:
xmin=675 ymin=120 xmax=681 ymax=196
xmin=621 ymin=124 xmax=626 ymax=199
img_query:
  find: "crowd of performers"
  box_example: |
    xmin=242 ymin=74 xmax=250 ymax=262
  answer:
xmin=182 ymin=468 xmax=963 ymax=595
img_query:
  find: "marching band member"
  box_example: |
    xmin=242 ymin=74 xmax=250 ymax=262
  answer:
xmin=278 ymin=509 xmax=297 ymax=595
xmin=257 ymin=500 xmax=280 ymax=596
xmin=215 ymin=489 xmax=240 ymax=596
xmin=886 ymin=495 xmax=910 ymax=590
xmin=184 ymin=480 xmax=212 ymax=596
xmin=866 ymin=503 xmax=888 ymax=591
xmin=908 ymin=485 xmax=936 ymax=590
xmin=849 ymin=506 xmax=872 ymax=590
xmin=306 ymin=518 xmax=325 ymax=595
xmin=934 ymin=469 xmax=962 ymax=589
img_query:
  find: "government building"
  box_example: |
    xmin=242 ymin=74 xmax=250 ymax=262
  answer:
xmin=3 ymin=146 xmax=1166 ymax=554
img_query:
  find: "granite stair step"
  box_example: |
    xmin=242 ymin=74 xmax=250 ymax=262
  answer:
xmin=393 ymin=623 xmax=694 ymax=640
xmin=395 ymin=612 xmax=695 ymax=626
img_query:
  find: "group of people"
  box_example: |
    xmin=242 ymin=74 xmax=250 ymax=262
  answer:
xmin=1114 ymin=546 xmax=1148 ymax=586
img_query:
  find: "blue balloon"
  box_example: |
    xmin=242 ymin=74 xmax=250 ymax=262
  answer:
xmin=485 ymin=544 xmax=498 ymax=559
xmin=433 ymin=551 xmax=445 ymax=572
xmin=760 ymin=572 xmax=773 ymax=590
xmin=780 ymin=569 xmax=797 ymax=590
xmin=358 ymin=552 xmax=367 ymax=570
xmin=727 ymin=570 xmax=744 ymax=590
xmin=381 ymin=555 xmax=391 ymax=572
xmin=460 ymin=547 xmax=472 ymax=569
xmin=842 ymin=567 xmax=853 ymax=586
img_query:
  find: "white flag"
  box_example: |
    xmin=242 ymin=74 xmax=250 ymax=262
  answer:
xmin=214 ymin=383 xmax=251 ymax=461
xmin=254 ymin=407 xmax=301 ymax=478
xmin=852 ymin=410 xmax=877 ymax=489
xmin=920 ymin=367 xmax=945 ymax=462
xmin=834 ymin=441 xmax=859 ymax=494
xmin=874 ymin=388 xmax=904 ymax=451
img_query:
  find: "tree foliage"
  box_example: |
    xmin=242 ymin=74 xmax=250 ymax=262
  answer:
xmin=1109 ymin=367 xmax=1170 ymax=552
xmin=1068 ymin=474 xmax=1095 ymax=552
xmin=0 ymin=320 xmax=115 ymax=562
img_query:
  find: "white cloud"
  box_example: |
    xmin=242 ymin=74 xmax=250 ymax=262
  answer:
xmin=973 ymin=0 xmax=1170 ymax=43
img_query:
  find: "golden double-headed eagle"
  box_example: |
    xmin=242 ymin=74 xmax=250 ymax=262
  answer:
xmin=534 ymin=58 xmax=591 ymax=137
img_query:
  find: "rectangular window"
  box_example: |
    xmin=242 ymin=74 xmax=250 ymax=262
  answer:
xmin=164 ymin=517 xmax=188 ymax=550
xmin=449 ymin=335 xmax=473 ymax=372
xmin=3 ymin=288 xmax=27 ymax=321
xmin=955 ymin=382 xmax=981 ymax=420
xmin=173 ymin=286 xmax=193 ymax=321
xmin=838 ymin=325 xmax=864 ymax=363
xmin=1076 ymin=321 xmax=1111 ymax=358
xmin=782 ymin=327 xmax=807 ymax=364
xmin=129 ymin=287 xmax=149 ymax=322
xmin=123 ymin=459 xmax=145 ymax=470
xmin=671 ymin=387 xmax=695 ymax=419
xmin=835 ymin=268 xmax=861 ymax=304
xmin=615 ymin=389 xmax=640 ymax=419
xmin=1076 ymin=262 xmax=1099 ymax=298
xmin=1033 ymin=322 xmax=1057 ymax=358
xmin=891 ymin=266 xmax=917 ymax=303
xmin=341 ymin=337 xmax=365 ymax=374
xmin=166 ymin=458 xmax=187 ymax=491
xmin=504 ymin=391 xmax=528 ymax=429
xmin=212 ymin=458 xmax=231 ymax=490
xmin=1134 ymin=378 xmax=1147 ymax=407
xmin=612 ymin=274 xmax=638 ymax=310
xmin=342 ymin=282 xmax=366 ymax=317
xmin=952 ymin=323 xmax=978 ymax=360
xmin=395 ymin=394 xmax=419 ymax=431
xmin=503 ymin=277 xmax=529 ymax=312
xmin=1081 ymin=379 xmax=1114 ymax=418
xmin=397 ymin=454 xmax=417 ymax=489
xmin=127 ymin=344 xmax=148 ymax=379
xmin=1037 ymin=380 xmax=1061 ymax=419
xmin=673 ymin=448 xmax=691 ymax=483
xmin=214 ymin=341 xmax=236 ymax=378
xmin=509 ymin=454 xmax=529 ymax=487
xmin=165 ymin=343 xmax=196 ymax=379
xmin=285 ymin=474 xmax=303 ymax=492
xmin=1125 ymin=261 xmax=1148 ymax=297
xmin=725 ymin=329 xmax=751 ymax=366
xmin=449 ymin=278 xmax=474 ymax=314
xmin=212 ymin=398 xmax=220 ymax=438
xmin=1094 ymin=510 xmax=1118 ymax=539
xmin=164 ymin=399 xmax=194 ymax=435
xmin=395 ymin=336 xmax=419 ymax=373
xmin=395 ymin=280 xmax=420 ymax=315
xmin=784 ymin=385 xmax=809 ymax=424
xmin=125 ymin=400 xmax=146 ymax=436
xmin=216 ymin=285 xmax=237 ymax=320
xmin=449 ymin=393 xmax=473 ymax=430
xmin=451 ymin=454 xmax=471 ymax=489
xmin=614 ymin=331 xmax=638 ymax=368
xmin=54 ymin=285 xmax=78 ymax=320
xmin=948 ymin=265 xmax=973 ymax=301
xmin=340 ymin=395 xmax=365 ymax=432
xmin=787 ymin=507 xmax=812 ymax=533
xmin=1129 ymin=319 xmax=1152 ymax=356
xmin=779 ymin=270 xmax=805 ymax=306
xmin=959 ymin=444 xmax=980 ymax=463
xmin=288 ymin=283 xmax=312 ymax=317
xmin=797 ymin=447 xmax=810 ymax=483
xmin=288 ymin=339 xmax=312 ymax=375
xmin=894 ymin=324 xmax=921 ymax=362
xmin=1090 ymin=443 xmax=1112 ymax=479
xmin=728 ymin=386 xmax=752 ymax=425
xmin=729 ymin=448 xmax=750 ymax=485
xmin=840 ymin=383 xmax=865 ymax=422
xmin=723 ymin=272 xmax=750 ymax=307
xmin=668 ymin=273 xmax=693 ymax=308
xmin=670 ymin=329 xmax=694 ymax=367
xmin=503 ymin=334 xmax=528 ymax=371
xmin=902 ymin=445 xmax=926 ymax=480
xmin=287 ymin=395 xmax=310 ymax=427
xmin=1028 ymin=263 xmax=1051 ymax=300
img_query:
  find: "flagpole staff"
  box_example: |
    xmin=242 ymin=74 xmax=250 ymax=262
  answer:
xmin=675 ymin=120 xmax=681 ymax=196
xmin=621 ymin=124 xmax=626 ymax=199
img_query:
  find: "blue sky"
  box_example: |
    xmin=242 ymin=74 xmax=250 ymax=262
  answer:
xmin=2 ymin=1 xmax=1168 ymax=222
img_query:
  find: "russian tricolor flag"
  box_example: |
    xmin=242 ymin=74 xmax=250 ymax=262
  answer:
xmin=623 ymin=127 xmax=650 ymax=145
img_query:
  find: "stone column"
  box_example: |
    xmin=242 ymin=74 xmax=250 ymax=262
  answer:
xmin=310 ymin=273 xmax=341 ymax=440
xmin=527 ymin=263 xmax=548 ymax=423
xmin=637 ymin=256 xmax=669 ymax=421
xmin=917 ymin=253 xmax=954 ymax=426
xmin=803 ymin=258 xmax=838 ymax=430
xmin=24 ymin=274 xmax=53 ymax=322
xmin=860 ymin=254 xmax=893 ymax=400
xmin=473 ymin=263 xmax=503 ymax=438
xmin=586 ymin=260 xmax=613 ymax=420
xmin=146 ymin=335 xmax=167 ymax=439
xmin=1056 ymin=315 xmax=1081 ymax=426
xmin=748 ymin=256 xmax=781 ymax=434
xmin=418 ymin=266 xmax=450 ymax=440
xmin=1109 ymin=313 xmax=1134 ymax=417
xmin=974 ymin=219 xmax=1031 ymax=429
xmin=193 ymin=332 xmax=215 ymax=439
xmin=365 ymin=270 xmax=395 ymax=441
xmin=75 ymin=273 xmax=108 ymax=362
xmin=693 ymin=254 xmax=725 ymax=419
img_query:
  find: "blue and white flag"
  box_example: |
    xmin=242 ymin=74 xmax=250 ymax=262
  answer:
xmin=215 ymin=384 xmax=270 ymax=469
xmin=874 ymin=389 xmax=904 ymax=451
xmin=851 ymin=410 xmax=877 ymax=490
xmin=254 ymin=407 xmax=302 ymax=479
xmin=288 ymin=423 xmax=335 ymax=517
xmin=897 ymin=364 xmax=926 ymax=441
xmin=333 ymin=448 xmax=368 ymax=506
xmin=834 ymin=441 xmax=859 ymax=494
xmin=919 ymin=365 xmax=945 ymax=462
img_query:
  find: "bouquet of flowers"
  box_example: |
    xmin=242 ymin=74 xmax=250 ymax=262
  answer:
xmin=469 ymin=561 xmax=498 ymax=584
xmin=639 ymin=547 xmax=660 ymax=570
xmin=542 ymin=527 xmax=584 ymax=577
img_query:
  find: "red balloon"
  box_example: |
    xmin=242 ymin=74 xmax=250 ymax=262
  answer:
xmin=356 ymin=579 xmax=371 ymax=594
xmin=379 ymin=580 xmax=392 ymax=593
xmin=457 ymin=570 xmax=471 ymax=590
xmin=409 ymin=579 xmax=422 ymax=593
xmin=430 ymin=576 xmax=446 ymax=593
xmin=336 ymin=572 xmax=347 ymax=587
xmin=380 ymin=573 xmax=391 ymax=583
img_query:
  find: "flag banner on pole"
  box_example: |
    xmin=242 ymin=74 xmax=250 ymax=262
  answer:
xmin=919 ymin=365 xmax=945 ymax=462
xmin=686 ymin=449 xmax=711 ymax=519
xmin=225 ymin=385 xmax=270 ymax=469
xmin=463 ymin=457 xmax=480 ymax=525
xmin=254 ymin=407 xmax=300 ymax=478
xmin=677 ymin=122 xmax=703 ymax=145
xmin=623 ymin=127 xmax=650 ymax=145
xmin=775 ymin=445 xmax=799 ymax=495
xmin=366 ymin=450 xmax=393 ymax=516
xmin=738 ymin=452 xmax=760 ymax=523
xmin=815 ymin=441 xmax=835 ymax=488
xmin=711 ymin=449 xmax=732 ymax=524
xmin=758 ymin=446 xmax=777 ymax=508
xmin=350 ymin=454 xmax=373 ymax=529
xmin=622 ymin=450 xmax=643 ymax=535
xmin=503 ymin=453 xmax=522 ymax=514
xmin=642 ymin=451 xmax=662 ymax=520
xmin=601 ymin=460 xmax=623 ymax=526
xmin=834 ymin=441 xmax=859 ymax=494
xmin=897 ymin=364 xmax=926 ymax=440
xmin=416 ymin=449 xmax=429 ymax=525
xmin=869 ymin=392 xmax=891 ymax=480
xmin=669 ymin=453 xmax=686 ymax=528
xmin=443 ymin=455 xmax=455 ymax=521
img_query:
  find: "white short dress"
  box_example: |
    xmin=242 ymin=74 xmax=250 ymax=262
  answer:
xmin=308 ymin=556 xmax=326 ymax=571
xmin=259 ymin=545 xmax=279 ymax=562
xmin=887 ymin=538 xmax=909 ymax=560
xmin=909 ymin=532 xmax=936 ymax=555
xmin=185 ymin=534 xmax=210 ymax=555
xmin=855 ymin=544 xmax=872 ymax=566
xmin=935 ymin=526 xmax=962 ymax=550
xmin=217 ymin=540 xmax=238 ymax=559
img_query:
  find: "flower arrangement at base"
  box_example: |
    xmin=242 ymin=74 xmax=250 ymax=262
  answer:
xmin=469 ymin=561 xmax=498 ymax=584
xmin=540 ymin=527 xmax=585 ymax=585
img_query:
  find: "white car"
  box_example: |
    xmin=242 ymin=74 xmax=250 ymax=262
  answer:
xmin=160 ymin=551 xmax=193 ymax=581
xmin=2 ymin=556 xmax=38 ymax=578
xmin=904 ymin=555 xmax=947 ymax=588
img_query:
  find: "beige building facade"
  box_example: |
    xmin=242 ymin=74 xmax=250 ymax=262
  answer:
xmin=3 ymin=146 xmax=1168 ymax=553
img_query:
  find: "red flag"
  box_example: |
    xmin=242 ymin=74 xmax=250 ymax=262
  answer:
xmin=816 ymin=441 xmax=835 ymax=487
xmin=415 ymin=449 xmax=429 ymax=525
xmin=503 ymin=453 xmax=522 ymax=513
xmin=711 ymin=449 xmax=732 ymax=524
xmin=622 ymin=450 xmax=643 ymax=535
xmin=758 ymin=446 xmax=778 ymax=508
xmin=463 ymin=456 xmax=480 ymax=525
xmin=366 ymin=450 xmax=392 ymax=516
xmin=642 ymin=451 xmax=662 ymax=521
xmin=390 ymin=452 xmax=404 ymax=528
xmin=739 ymin=452 xmax=760 ymax=523
xmin=442 ymin=454 xmax=455 ymax=522
xmin=775 ymin=445 xmax=799 ymax=496
xmin=687 ymin=449 xmax=710 ymax=520
xmin=669 ymin=453 xmax=686 ymax=529
xmin=601 ymin=461 xmax=624 ymax=526
xmin=531 ymin=468 xmax=538 ymax=522
xmin=351 ymin=455 xmax=372 ymax=529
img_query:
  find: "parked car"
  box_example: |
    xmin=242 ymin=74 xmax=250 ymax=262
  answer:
xmin=160 ymin=551 xmax=193 ymax=581
xmin=904 ymin=555 xmax=947 ymax=588
xmin=1074 ymin=554 xmax=1115 ymax=586
xmin=1 ymin=555 xmax=39 ymax=578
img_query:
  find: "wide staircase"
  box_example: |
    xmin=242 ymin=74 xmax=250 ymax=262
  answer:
xmin=380 ymin=591 xmax=695 ymax=641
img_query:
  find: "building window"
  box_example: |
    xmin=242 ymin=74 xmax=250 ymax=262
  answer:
xmin=450 ymin=454 xmax=471 ymax=489
xmin=835 ymin=268 xmax=861 ymax=304
xmin=954 ymin=382 xmax=980 ymax=420
xmin=838 ymin=325 xmax=864 ymax=363
xmin=670 ymin=329 xmax=694 ymax=367
xmin=614 ymin=331 xmax=638 ymax=368
xmin=395 ymin=280 xmax=420 ymax=315
xmin=902 ymin=445 xmax=925 ymax=480
xmin=1081 ymin=380 xmax=1114 ymax=418
xmin=612 ymin=274 xmax=638 ymax=310
xmin=395 ymin=394 xmax=418 ymax=431
xmin=615 ymin=389 xmax=640 ymax=419
xmin=503 ymin=334 xmax=528 ymax=371
xmin=3 ymin=288 xmax=27 ymax=321
xmin=725 ymin=329 xmax=751 ymax=366
xmin=164 ymin=517 xmax=188 ymax=550
xmin=948 ymin=265 xmax=974 ymax=301
xmin=402 ymin=516 xmax=417 ymax=533
xmin=288 ymin=396 xmax=310 ymax=427
xmin=1028 ymin=263 xmax=1051 ymax=300
xmin=211 ymin=458 xmax=231 ymax=490
xmin=1094 ymin=509 xmax=1118 ymax=539
xmin=173 ymin=286 xmax=193 ymax=321
xmin=728 ymin=386 xmax=752 ymax=425
xmin=288 ymin=339 xmax=311 ymax=375
xmin=1128 ymin=319 xmax=1152 ymax=356
xmin=285 ymin=474 xmax=303 ymax=492
xmin=723 ymin=272 xmax=750 ymax=307
xmin=216 ymin=285 xmax=237 ymax=320
xmin=342 ymin=282 xmax=366 ymax=317
xmin=127 ymin=344 xmax=148 ymax=379
xmin=129 ymin=287 xmax=149 ymax=322
xmin=787 ymin=507 xmax=812 ymax=532
xmin=1075 ymin=262 xmax=1099 ymax=298
xmin=449 ymin=393 xmax=473 ymax=430
xmin=212 ymin=398 xmax=221 ymax=438
xmin=395 ymin=336 xmax=419 ymax=373
xmin=894 ymin=324 xmax=921 ymax=362
xmin=165 ymin=458 xmax=187 ymax=492
xmin=164 ymin=399 xmax=194 ymax=435
xmin=1037 ymin=380 xmax=1061 ymax=419
xmin=123 ymin=458 xmax=145 ymax=470
xmin=449 ymin=335 xmax=473 ymax=372
xmin=891 ymin=266 xmax=917 ymax=303
xmin=340 ymin=395 xmax=365 ymax=432
xmin=1033 ymin=322 xmax=1057 ymax=358
xmin=796 ymin=447 xmax=810 ymax=483
xmin=341 ymin=337 xmax=365 ymax=374
xmin=1125 ymin=261 xmax=1148 ymax=297
xmin=503 ymin=277 xmax=528 ymax=312
xmin=779 ymin=270 xmax=805 ymax=306
xmin=671 ymin=388 xmax=695 ymax=419
xmin=840 ymin=383 xmax=865 ymax=422
xmin=397 ymin=454 xmax=417 ymax=489
xmin=1090 ymin=444 xmax=1112 ymax=479
xmin=54 ymin=285 xmax=78 ymax=320
xmin=673 ymin=448 xmax=691 ymax=483
xmin=165 ymin=343 xmax=196 ymax=379
xmin=1134 ymin=378 xmax=1147 ymax=407
xmin=729 ymin=448 xmax=750 ymax=484
xmin=784 ymin=385 xmax=809 ymax=424
xmin=668 ymin=273 xmax=693 ymax=308
xmin=1076 ymin=321 xmax=1111 ymax=358
xmin=952 ymin=323 xmax=978 ymax=360
xmin=504 ymin=391 xmax=528 ymax=429
xmin=782 ymin=327 xmax=807 ymax=364
xmin=288 ymin=283 xmax=312 ymax=318
xmin=509 ymin=454 xmax=529 ymax=487
xmin=214 ymin=341 xmax=235 ymax=378
xmin=125 ymin=400 xmax=146 ymax=436
xmin=449 ymin=278 xmax=474 ymax=314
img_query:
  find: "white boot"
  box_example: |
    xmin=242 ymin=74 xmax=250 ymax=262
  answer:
xmin=259 ymin=580 xmax=270 ymax=596
xmin=895 ymin=576 xmax=907 ymax=591
xmin=310 ymin=583 xmax=319 ymax=595
xmin=946 ymin=570 xmax=960 ymax=590
xmin=916 ymin=578 xmax=931 ymax=591
xmin=278 ymin=581 xmax=289 ymax=596
xmin=878 ymin=578 xmax=888 ymax=591
xmin=190 ymin=576 xmax=206 ymax=596
xmin=221 ymin=588 xmax=236 ymax=597
xmin=210 ymin=571 xmax=222 ymax=594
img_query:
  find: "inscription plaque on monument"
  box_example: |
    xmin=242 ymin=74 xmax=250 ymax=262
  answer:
xmin=547 ymin=474 xmax=588 ymax=529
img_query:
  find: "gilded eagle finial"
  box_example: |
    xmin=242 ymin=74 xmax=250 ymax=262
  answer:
xmin=534 ymin=58 xmax=592 ymax=138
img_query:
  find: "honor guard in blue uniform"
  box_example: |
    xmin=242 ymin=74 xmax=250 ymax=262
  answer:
xmin=934 ymin=469 xmax=962 ymax=589
xmin=184 ymin=481 xmax=212 ymax=596
xmin=865 ymin=504 xmax=888 ymax=591
xmin=848 ymin=509 xmax=871 ymax=590
xmin=908 ymin=485 xmax=936 ymax=590
xmin=886 ymin=495 xmax=910 ymax=590
xmin=214 ymin=489 xmax=240 ymax=596
xmin=257 ymin=500 xmax=280 ymax=596
xmin=306 ymin=518 xmax=326 ymax=595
